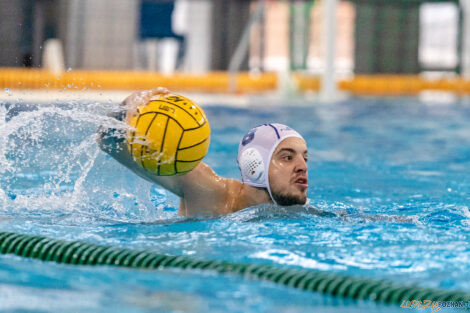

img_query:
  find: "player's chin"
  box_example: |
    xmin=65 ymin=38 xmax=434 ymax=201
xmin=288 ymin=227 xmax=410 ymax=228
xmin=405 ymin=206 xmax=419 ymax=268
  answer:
xmin=294 ymin=188 xmax=308 ymax=204
xmin=297 ymin=193 xmax=307 ymax=205
xmin=273 ymin=190 xmax=307 ymax=206
xmin=293 ymin=185 xmax=308 ymax=198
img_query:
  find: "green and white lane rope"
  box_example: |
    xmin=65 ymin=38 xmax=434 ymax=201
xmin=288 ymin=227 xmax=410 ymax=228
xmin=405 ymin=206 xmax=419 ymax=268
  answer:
xmin=0 ymin=231 xmax=468 ymax=304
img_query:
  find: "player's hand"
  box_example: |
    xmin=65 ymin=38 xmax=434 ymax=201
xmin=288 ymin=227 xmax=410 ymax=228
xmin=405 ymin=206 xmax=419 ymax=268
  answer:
xmin=123 ymin=87 xmax=170 ymax=119
xmin=97 ymin=87 xmax=170 ymax=158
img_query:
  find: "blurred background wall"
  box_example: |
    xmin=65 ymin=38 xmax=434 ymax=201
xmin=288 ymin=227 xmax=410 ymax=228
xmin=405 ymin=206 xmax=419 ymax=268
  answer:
xmin=0 ymin=0 xmax=463 ymax=76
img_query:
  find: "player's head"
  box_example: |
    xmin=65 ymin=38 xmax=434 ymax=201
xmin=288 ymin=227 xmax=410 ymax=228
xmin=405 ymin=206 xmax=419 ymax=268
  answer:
xmin=237 ymin=124 xmax=308 ymax=206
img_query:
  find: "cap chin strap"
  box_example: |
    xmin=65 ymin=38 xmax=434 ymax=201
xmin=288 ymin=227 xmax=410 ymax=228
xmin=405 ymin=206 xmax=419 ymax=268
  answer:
xmin=241 ymin=182 xmax=277 ymax=206
xmin=265 ymin=137 xmax=281 ymax=206
xmin=266 ymin=187 xmax=278 ymax=206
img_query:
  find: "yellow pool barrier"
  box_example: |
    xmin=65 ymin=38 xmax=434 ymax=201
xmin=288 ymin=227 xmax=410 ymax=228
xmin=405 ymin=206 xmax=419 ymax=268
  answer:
xmin=1 ymin=68 xmax=470 ymax=96
xmin=298 ymin=74 xmax=470 ymax=95
xmin=0 ymin=68 xmax=277 ymax=94
xmin=338 ymin=75 xmax=470 ymax=96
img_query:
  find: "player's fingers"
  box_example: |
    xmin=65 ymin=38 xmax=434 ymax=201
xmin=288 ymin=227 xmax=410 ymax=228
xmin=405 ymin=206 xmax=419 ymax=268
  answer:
xmin=150 ymin=87 xmax=170 ymax=95
xmin=138 ymin=87 xmax=169 ymax=100
xmin=125 ymin=87 xmax=169 ymax=107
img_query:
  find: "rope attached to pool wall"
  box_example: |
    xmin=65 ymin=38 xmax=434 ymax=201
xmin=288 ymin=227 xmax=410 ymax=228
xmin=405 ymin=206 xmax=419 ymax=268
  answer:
xmin=1 ymin=231 xmax=468 ymax=304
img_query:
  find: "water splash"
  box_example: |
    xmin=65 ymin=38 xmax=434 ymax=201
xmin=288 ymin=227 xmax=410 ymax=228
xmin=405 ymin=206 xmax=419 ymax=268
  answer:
xmin=0 ymin=103 xmax=12 ymax=173
xmin=0 ymin=187 xmax=6 ymax=209
xmin=0 ymin=100 xmax=159 ymax=222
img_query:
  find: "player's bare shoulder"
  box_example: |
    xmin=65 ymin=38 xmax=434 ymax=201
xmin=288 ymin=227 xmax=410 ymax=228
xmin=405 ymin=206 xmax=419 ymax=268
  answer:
xmin=178 ymin=163 xmax=242 ymax=215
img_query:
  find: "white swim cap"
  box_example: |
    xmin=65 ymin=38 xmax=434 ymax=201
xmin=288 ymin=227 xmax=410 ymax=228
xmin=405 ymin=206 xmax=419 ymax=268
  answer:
xmin=237 ymin=123 xmax=304 ymax=204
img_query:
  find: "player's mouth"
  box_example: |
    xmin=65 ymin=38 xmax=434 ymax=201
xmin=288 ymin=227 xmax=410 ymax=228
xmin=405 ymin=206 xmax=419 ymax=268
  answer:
xmin=294 ymin=177 xmax=308 ymax=188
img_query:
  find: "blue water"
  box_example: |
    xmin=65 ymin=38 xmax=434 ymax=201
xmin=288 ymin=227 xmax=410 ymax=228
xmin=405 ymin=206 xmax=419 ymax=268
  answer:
xmin=0 ymin=96 xmax=469 ymax=312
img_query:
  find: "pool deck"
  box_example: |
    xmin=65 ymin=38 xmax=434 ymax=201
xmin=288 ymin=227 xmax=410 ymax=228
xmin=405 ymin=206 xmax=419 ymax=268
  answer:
xmin=0 ymin=89 xmax=337 ymax=108
xmin=1 ymin=88 xmax=463 ymax=108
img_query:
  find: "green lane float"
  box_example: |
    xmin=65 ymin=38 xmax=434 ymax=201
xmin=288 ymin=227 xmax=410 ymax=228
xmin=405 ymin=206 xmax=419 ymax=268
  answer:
xmin=0 ymin=231 xmax=468 ymax=304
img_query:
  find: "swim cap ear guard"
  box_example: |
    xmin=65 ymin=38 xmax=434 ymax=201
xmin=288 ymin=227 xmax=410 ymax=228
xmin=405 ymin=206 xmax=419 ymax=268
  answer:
xmin=237 ymin=123 xmax=304 ymax=204
xmin=239 ymin=148 xmax=265 ymax=183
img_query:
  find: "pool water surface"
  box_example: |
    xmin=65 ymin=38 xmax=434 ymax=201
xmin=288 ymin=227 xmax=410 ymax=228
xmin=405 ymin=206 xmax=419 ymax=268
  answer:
xmin=0 ymin=96 xmax=469 ymax=312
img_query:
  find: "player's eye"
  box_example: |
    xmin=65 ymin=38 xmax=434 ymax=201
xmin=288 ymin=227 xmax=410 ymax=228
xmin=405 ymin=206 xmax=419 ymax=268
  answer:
xmin=282 ymin=154 xmax=293 ymax=161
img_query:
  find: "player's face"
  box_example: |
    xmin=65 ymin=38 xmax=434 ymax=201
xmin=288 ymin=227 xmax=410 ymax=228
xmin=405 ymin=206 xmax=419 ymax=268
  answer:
xmin=268 ymin=137 xmax=308 ymax=206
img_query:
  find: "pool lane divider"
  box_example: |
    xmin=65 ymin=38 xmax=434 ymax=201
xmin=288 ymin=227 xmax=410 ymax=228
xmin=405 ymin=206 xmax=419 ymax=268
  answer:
xmin=0 ymin=231 xmax=468 ymax=304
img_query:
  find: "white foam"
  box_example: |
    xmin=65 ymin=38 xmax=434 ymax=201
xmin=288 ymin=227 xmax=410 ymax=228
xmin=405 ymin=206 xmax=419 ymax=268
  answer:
xmin=251 ymin=248 xmax=346 ymax=271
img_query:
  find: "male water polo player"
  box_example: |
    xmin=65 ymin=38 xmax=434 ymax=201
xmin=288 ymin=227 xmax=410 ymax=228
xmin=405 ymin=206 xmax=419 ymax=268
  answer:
xmin=98 ymin=88 xmax=309 ymax=216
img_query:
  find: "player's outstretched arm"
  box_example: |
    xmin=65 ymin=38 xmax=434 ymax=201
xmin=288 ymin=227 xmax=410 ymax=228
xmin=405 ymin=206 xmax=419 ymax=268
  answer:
xmin=97 ymin=88 xmax=185 ymax=195
xmin=97 ymin=88 xmax=233 ymax=215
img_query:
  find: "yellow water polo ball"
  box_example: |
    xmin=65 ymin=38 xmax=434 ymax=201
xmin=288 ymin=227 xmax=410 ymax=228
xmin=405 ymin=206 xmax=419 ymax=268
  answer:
xmin=125 ymin=94 xmax=210 ymax=176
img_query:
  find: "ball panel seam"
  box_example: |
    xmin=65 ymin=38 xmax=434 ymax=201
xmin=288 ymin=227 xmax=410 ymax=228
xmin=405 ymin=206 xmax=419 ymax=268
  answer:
xmin=175 ymin=129 xmax=185 ymax=174
xmin=141 ymin=113 xmax=161 ymax=171
xmin=177 ymin=137 xmax=209 ymax=151
xmin=157 ymin=116 xmax=170 ymax=176
xmin=176 ymin=156 xmax=205 ymax=163
xmin=183 ymin=119 xmax=208 ymax=131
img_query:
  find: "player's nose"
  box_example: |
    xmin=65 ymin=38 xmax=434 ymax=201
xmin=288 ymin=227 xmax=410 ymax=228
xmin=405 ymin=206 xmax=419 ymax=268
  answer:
xmin=294 ymin=155 xmax=307 ymax=173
